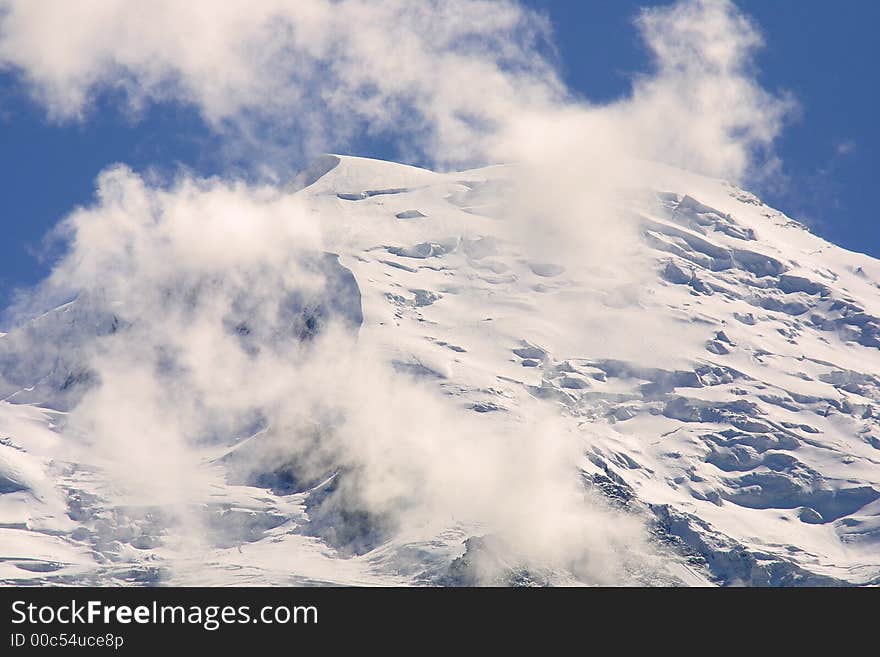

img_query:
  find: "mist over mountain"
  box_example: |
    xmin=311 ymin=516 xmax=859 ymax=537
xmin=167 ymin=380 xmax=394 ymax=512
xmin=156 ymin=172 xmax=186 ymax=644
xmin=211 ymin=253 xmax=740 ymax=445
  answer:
xmin=0 ymin=1 xmax=876 ymax=587
xmin=1 ymin=154 xmax=878 ymax=586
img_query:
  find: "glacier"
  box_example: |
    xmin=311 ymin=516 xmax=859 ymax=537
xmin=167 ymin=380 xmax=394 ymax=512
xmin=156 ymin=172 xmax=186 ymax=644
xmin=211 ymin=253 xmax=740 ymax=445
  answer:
xmin=1 ymin=154 xmax=879 ymax=586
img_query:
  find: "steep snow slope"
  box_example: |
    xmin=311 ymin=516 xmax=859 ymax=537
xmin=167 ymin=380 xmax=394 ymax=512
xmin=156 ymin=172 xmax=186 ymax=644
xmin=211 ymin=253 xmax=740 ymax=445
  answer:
xmin=1 ymin=154 xmax=879 ymax=586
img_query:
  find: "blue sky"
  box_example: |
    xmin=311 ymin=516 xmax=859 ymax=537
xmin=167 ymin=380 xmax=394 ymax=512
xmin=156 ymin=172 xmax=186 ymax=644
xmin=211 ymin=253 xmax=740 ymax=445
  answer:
xmin=0 ymin=0 xmax=877 ymax=311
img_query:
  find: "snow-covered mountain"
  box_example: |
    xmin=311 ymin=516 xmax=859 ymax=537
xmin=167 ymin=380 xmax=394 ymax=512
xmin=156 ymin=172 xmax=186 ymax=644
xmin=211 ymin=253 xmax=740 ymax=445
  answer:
xmin=2 ymin=154 xmax=879 ymax=586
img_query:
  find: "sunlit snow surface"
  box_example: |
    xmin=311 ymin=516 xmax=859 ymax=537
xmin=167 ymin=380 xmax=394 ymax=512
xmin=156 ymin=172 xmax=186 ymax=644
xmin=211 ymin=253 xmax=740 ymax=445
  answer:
xmin=2 ymin=155 xmax=879 ymax=586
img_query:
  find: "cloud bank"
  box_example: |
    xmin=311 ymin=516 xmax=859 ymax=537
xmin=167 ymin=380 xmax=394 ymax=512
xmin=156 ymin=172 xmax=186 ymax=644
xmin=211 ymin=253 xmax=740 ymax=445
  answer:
xmin=0 ymin=0 xmax=560 ymax=167
xmin=0 ymin=0 xmax=788 ymax=177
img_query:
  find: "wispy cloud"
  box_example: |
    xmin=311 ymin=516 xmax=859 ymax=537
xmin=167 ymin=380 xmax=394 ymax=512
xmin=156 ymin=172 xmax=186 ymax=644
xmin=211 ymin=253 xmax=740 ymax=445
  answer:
xmin=0 ymin=0 xmax=789 ymax=178
xmin=835 ymin=139 xmax=856 ymax=156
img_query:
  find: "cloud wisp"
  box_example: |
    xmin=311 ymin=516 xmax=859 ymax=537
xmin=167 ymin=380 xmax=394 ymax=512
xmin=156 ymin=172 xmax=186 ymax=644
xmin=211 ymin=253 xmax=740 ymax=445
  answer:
xmin=0 ymin=0 xmax=788 ymax=177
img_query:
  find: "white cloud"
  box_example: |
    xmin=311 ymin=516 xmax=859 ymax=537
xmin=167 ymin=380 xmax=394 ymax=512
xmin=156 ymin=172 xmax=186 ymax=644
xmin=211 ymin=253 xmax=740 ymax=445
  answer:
xmin=0 ymin=0 xmax=788 ymax=179
xmin=835 ymin=140 xmax=856 ymax=156
xmin=0 ymin=0 xmax=561 ymax=167
xmin=2 ymin=0 xmax=791 ymax=274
